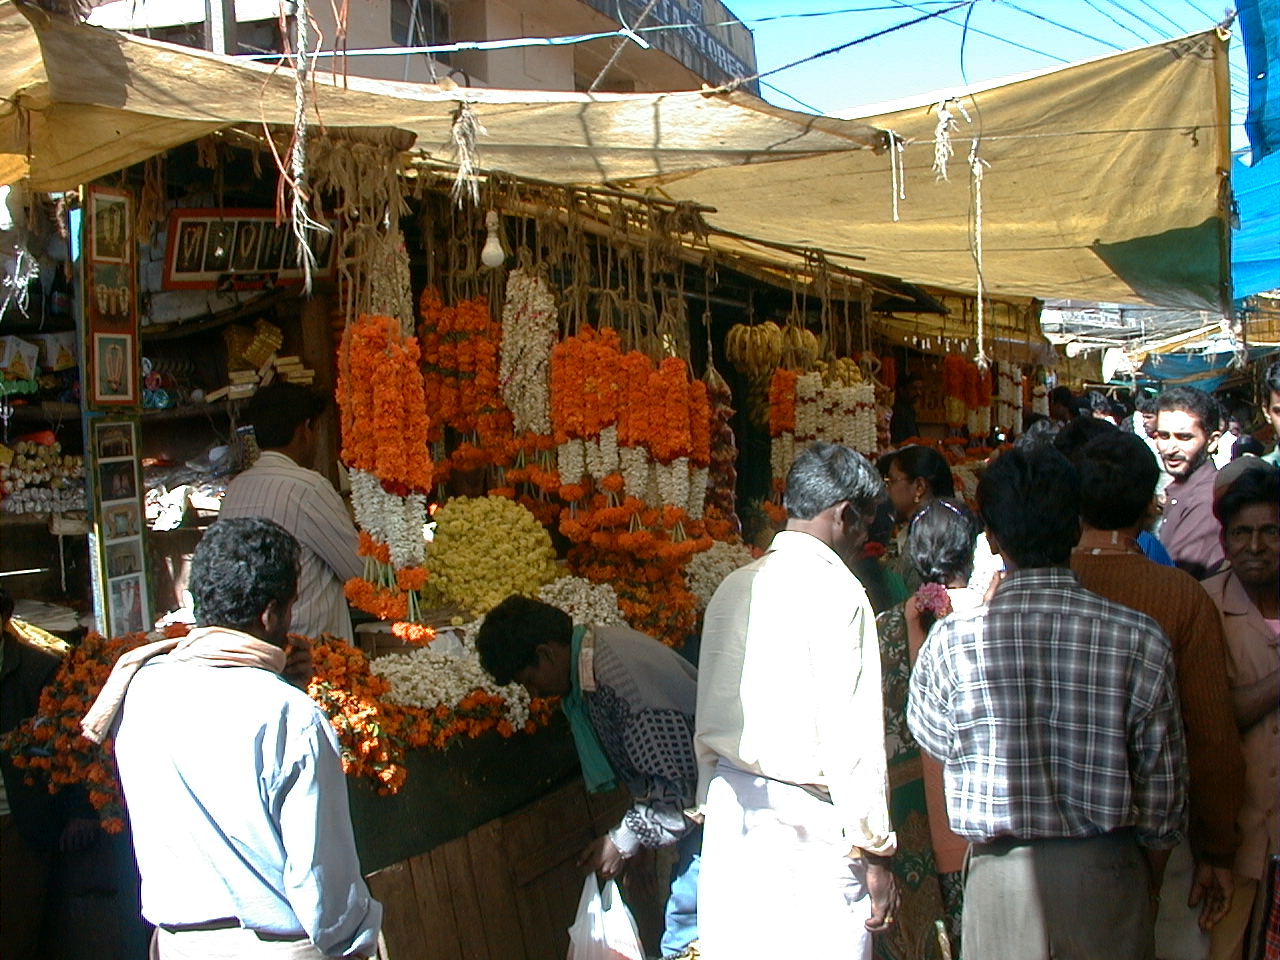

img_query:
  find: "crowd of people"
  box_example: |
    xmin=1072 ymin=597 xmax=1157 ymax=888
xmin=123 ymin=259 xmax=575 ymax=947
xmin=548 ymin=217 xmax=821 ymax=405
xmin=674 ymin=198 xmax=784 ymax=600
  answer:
xmin=1 ymin=362 xmax=1277 ymax=960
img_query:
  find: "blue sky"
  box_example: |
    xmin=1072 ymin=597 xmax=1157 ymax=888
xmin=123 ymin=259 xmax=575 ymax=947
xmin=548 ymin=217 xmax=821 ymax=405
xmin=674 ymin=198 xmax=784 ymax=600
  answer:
xmin=722 ymin=1 xmax=1251 ymax=150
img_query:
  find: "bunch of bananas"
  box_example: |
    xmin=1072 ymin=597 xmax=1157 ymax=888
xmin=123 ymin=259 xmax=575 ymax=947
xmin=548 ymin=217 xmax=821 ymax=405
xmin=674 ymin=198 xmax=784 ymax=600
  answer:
xmin=817 ymin=356 xmax=864 ymax=387
xmin=781 ymin=325 xmax=820 ymax=371
xmin=725 ymin=321 xmax=783 ymax=377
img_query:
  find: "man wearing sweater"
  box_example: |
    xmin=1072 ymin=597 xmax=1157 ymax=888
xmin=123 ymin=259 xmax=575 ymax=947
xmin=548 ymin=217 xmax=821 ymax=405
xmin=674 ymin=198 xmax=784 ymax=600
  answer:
xmin=477 ymin=596 xmax=701 ymax=960
xmin=1069 ymin=432 xmax=1244 ymax=955
xmin=1156 ymin=386 xmax=1226 ymax=580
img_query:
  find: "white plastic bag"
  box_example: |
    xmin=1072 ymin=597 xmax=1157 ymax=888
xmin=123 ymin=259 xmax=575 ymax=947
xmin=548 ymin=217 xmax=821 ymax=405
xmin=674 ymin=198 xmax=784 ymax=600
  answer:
xmin=566 ymin=874 xmax=645 ymax=960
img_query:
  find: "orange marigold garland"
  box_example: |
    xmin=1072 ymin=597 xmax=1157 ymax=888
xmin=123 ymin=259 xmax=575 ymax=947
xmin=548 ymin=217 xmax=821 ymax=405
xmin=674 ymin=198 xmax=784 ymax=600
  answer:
xmin=338 ymin=313 xmax=436 ymax=633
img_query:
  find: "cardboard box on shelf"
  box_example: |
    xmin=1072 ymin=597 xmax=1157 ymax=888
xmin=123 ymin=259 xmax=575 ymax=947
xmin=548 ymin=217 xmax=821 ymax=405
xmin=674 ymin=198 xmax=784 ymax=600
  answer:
xmin=27 ymin=331 xmax=78 ymax=371
xmin=0 ymin=335 xmax=39 ymax=380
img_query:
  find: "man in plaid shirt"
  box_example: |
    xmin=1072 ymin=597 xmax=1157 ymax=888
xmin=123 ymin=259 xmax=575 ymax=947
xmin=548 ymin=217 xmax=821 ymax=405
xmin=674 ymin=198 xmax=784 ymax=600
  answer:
xmin=907 ymin=445 xmax=1187 ymax=960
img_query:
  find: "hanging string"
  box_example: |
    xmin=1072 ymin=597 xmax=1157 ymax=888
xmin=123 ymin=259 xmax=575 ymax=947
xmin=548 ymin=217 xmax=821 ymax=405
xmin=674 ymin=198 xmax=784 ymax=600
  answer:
xmin=969 ymin=138 xmax=992 ymax=370
xmin=289 ymin=0 xmax=329 ymax=294
xmin=888 ymin=132 xmax=907 ymax=222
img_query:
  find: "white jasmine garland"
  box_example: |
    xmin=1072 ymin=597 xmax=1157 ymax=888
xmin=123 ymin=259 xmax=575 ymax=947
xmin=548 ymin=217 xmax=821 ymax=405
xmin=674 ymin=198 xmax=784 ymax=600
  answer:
xmin=499 ymin=268 xmax=557 ymax=435
xmin=537 ymin=576 xmax=625 ymax=626
xmin=349 ymin=468 xmax=427 ymax=567
xmin=558 ymin=439 xmax=586 ymax=485
xmin=620 ymin=445 xmax=649 ymax=500
xmin=670 ymin=456 xmax=690 ymax=509
xmin=371 ymin=641 xmax=533 ymax=732
xmin=685 ymin=540 xmax=755 ymax=608
xmin=687 ymin=465 xmax=709 ymax=519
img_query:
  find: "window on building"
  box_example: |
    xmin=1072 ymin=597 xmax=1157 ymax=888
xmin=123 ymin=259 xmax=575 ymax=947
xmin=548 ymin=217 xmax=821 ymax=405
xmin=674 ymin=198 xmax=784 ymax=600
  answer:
xmin=390 ymin=0 xmax=451 ymax=65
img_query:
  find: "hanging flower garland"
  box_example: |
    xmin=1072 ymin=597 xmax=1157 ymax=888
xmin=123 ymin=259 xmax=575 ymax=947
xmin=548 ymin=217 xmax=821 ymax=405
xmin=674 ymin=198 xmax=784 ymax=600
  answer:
xmin=994 ymin=363 xmax=1024 ymax=436
xmin=704 ymin=364 xmax=742 ymax=537
xmin=499 ymin=268 xmax=557 ymax=435
xmin=336 ymin=313 xmax=434 ymax=632
xmin=942 ymin=355 xmax=970 ymax=428
xmin=419 ymin=287 xmax=515 ymax=483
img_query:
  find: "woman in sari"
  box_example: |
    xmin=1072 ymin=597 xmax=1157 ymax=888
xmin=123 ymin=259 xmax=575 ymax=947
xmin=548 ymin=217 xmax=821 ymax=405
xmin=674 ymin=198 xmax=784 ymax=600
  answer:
xmin=876 ymin=498 xmax=984 ymax=960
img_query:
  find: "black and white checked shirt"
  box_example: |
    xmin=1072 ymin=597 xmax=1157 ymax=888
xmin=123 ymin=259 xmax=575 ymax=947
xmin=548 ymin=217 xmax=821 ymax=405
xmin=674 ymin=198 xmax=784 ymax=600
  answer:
xmin=907 ymin=567 xmax=1187 ymax=849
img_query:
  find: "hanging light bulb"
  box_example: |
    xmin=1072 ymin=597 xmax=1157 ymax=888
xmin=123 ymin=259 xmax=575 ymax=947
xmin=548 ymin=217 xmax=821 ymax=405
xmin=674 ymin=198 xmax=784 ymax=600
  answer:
xmin=480 ymin=210 xmax=505 ymax=268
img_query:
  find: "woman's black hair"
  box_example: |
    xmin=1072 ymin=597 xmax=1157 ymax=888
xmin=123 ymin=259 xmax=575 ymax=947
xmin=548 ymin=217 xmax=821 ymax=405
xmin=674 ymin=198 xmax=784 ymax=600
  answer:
xmin=893 ymin=445 xmax=955 ymax=498
xmin=907 ymin=498 xmax=982 ymax=585
xmin=475 ymin=595 xmax=572 ymax=687
xmin=191 ymin=518 xmax=299 ymax=631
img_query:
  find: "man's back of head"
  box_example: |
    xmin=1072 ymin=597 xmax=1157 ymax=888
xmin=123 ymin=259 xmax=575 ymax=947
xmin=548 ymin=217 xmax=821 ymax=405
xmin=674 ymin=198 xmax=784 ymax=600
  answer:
xmin=193 ymin=517 xmax=300 ymax=640
xmin=784 ymin=442 xmax=883 ymax=520
xmin=247 ymin=382 xmax=328 ymax=452
xmin=1072 ymin=432 xmax=1159 ymax=532
xmin=978 ymin=446 xmax=1080 ymax=569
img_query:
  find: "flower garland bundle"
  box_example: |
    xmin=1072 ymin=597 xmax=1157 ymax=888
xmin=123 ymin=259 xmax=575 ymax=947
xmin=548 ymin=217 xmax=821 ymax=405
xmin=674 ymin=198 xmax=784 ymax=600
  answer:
xmin=967 ymin=364 xmax=993 ymax=440
xmin=0 ymin=631 xmax=155 ymax=832
xmin=370 ymin=640 xmax=544 ymax=747
xmin=337 ymin=314 xmax=433 ymax=492
xmin=1030 ymin=366 xmax=1050 ymax=418
xmin=942 ymin=355 xmax=970 ymax=428
xmin=307 ymin=635 xmax=411 ymax=793
xmin=568 ymin=543 xmax=699 ymax=647
xmin=768 ymin=368 xmax=798 ymax=438
xmin=685 ymin=540 xmax=755 ymax=609
xmin=424 ymin=496 xmax=558 ymax=616
xmin=418 ymin=287 xmax=514 ymax=482
xmin=499 ymin=268 xmax=557 ymax=435
xmin=550 ymin=325 xmax=624 ymax=443
xmin=880 ymin=354 xmax=898 ymax=393
xmin=537 ymin=575 xmax=626 ymax=626
xmin=994 ymin=363 xmax=1024 ymax=436
xmin=704 ymin=365 xmax=741 ymax=535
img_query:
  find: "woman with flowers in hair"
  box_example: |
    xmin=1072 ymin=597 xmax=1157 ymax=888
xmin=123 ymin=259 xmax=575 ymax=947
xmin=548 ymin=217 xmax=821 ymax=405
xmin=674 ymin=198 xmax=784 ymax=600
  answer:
xmin=875 ymin=498 xmax=983 ymax=960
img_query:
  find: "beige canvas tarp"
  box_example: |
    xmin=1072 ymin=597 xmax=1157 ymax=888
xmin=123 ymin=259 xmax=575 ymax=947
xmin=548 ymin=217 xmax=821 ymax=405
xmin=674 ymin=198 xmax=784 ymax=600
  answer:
xmin=0 ymin=2 xmax=1231 ymax=313
xmin=634 ymin=31 xmax=1234 ymax=314
xmin=0 ymin=3 xmax=884 ymax=190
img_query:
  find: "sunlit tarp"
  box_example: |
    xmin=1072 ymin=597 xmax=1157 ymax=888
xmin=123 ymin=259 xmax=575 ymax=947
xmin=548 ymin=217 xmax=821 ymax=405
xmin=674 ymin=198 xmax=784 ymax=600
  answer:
xmin=0 ymin=3 xmax=1231 ymax=315
xmin=632 ymin=31 xmax=1233 ymax=313
xmin=1233 ymin=152 xmax=1280 ymax=299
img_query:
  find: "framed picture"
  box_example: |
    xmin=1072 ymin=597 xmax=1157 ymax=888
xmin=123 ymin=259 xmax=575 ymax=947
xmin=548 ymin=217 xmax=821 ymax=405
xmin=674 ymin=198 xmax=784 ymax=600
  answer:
xmin=89 ymin=186 xmax=131 ymax=264
xmin=98 ymin=459 xmax=138 ymax=503
xmin=89 ymin=262 xmax=135 ymax=329
xmin=92 ymin=333 xmax=136 ymax=405
xmin=102 ymin=501 xmax=141 ymax=541
xmin=105 ymin=539 xmax=144 ymax=577
xmin=108 ymin=573 xmax=147 ymax=636
xmin=164 ymin=209 xmax=337 ymax=289
xmin=96 ymin=422 xmax=135 ymax=460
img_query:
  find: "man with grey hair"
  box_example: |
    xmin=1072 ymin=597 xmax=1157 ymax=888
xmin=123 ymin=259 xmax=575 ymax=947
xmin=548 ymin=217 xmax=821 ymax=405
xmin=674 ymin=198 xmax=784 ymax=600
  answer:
xmin=695 ymin=442 xmax=898 ymax=958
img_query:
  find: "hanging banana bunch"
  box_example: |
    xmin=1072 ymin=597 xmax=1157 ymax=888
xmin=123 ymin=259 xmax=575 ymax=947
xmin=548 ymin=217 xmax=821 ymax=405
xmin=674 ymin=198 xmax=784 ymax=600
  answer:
xmin=726 ymin=321 xmax=783 ymax=377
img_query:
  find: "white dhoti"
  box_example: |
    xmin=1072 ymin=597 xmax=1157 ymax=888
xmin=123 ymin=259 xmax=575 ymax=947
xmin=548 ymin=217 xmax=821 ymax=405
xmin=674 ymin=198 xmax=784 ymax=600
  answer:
xmin=698 ymin=762 xmax=872 ymax=960
xmin=150 ymin=927 xmax=328 ymax=960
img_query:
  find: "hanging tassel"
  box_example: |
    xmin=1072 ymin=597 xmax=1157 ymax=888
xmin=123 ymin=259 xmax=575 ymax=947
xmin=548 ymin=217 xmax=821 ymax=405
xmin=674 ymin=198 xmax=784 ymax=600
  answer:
xmin=450 ymin=100 xmax=485 ymax=208
xmin=933 ymin=97 xmax=971 ymax=182
xmin=969 ymin=138 xmax=991 ymax=371
xmin=288 ymin=0 xmax=330 ymax=295
xmin=887 ymin=131 xmax=907 ymax=222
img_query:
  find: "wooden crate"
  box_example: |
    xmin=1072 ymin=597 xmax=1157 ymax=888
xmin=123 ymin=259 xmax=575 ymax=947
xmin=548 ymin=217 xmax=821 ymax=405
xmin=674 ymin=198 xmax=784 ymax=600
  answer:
xmin=366 ymin=777 xmax=665 ymax=960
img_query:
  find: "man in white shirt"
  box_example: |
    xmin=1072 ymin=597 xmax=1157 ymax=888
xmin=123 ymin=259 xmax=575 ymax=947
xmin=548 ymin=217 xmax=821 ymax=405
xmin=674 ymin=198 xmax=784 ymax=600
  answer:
xmin=696 ymin=441 xmax=898 ymax=959
xmin=219 ymin=383 xmax=361 ymax=641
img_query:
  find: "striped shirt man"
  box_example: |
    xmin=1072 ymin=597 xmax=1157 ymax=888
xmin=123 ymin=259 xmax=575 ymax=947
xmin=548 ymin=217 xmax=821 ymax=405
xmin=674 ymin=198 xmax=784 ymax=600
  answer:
xmin=218 ymin=452 xmax=361 ymax=640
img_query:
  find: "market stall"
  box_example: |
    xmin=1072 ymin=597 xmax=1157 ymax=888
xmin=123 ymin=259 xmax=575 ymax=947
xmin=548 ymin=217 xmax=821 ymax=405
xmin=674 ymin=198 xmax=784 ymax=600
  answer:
xmin=0 ymin=4 xmax=1239 ymax=958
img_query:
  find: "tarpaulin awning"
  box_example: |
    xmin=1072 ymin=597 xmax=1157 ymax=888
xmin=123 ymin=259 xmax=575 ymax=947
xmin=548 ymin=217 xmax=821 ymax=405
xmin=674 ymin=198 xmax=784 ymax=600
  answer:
xmin=634 ymin=31 xmax=1233 ymax=314
xmin=1232 ymin=151 xmax=1280 ymax=299
xmin=0 ymin=2 xmax=1232 ymax=315
xmin=0 ymin=2 xmax=885 ymax=191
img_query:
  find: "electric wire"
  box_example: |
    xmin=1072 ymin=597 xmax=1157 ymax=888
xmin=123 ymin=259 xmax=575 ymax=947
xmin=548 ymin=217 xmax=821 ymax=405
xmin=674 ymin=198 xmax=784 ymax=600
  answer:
xmin=882 ymin=0 xmax=1072 ymax=63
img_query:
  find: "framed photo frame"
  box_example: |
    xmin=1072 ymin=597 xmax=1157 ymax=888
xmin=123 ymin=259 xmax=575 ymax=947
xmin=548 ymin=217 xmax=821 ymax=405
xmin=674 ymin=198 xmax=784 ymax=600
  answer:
xmin=164 ymin=209 xmax=337 ymax=290
xmin=88 ymin=186 xmax=131 ymax=264
xmin=89 ymin=262 xmax=135 ymax=330
xmin=108 ymin=573 xmax=147 ymax=636
xmin=92 ymin=332 xmax=137 ymax=406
